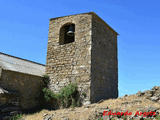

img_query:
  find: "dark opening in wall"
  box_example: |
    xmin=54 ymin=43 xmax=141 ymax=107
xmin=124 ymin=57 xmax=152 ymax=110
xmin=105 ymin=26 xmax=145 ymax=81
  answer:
xmin=59 ymin=23 xmax=75 ymax=45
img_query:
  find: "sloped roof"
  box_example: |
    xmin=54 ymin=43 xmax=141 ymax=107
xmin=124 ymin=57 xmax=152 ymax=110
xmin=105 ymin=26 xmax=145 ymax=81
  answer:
xmin=0 ymin=52 xmax=45 ymax=76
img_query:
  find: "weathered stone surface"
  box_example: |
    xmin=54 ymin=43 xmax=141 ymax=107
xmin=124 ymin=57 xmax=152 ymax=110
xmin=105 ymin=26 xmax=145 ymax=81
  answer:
xmin=136 ymin=86 xmax=160 ymax=103
xmin=91 ymin=14 xmax=118 ymax=102
xmin=0 ymin=104 xmax=22 ymax=120
xmin=43 ymin=114 xmax=53 ymax=120
xmin=0 ymin=70 xmax=44 ymax=109
xmin=46 ymin=12 xmax=118 ymax=104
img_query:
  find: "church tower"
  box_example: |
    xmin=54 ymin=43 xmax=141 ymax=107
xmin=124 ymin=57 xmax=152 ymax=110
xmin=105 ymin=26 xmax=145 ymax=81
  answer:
xmin=46 ymin=12 xmax=118 ymax=104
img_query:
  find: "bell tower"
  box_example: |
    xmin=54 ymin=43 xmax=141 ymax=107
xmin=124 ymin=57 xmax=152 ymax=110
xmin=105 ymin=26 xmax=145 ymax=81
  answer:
xmin=46 ymin=12 xmax=118 ymax=104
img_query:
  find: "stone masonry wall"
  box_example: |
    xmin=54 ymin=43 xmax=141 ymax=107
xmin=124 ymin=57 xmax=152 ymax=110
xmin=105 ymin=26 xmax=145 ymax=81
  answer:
xmin=0 ymin=70 xmax=43 ymax=109
xmin=46 ymin=13 xmax=92 ymax=103
xmin=90 ymin=14 xmax=118 ymax=102
xmin=0 ymin=67 xmax=2 ymax=78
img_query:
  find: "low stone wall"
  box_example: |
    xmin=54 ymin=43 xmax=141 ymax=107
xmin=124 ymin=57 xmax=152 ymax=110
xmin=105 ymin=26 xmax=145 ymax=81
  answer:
xmin=0 ymin=69 xmax=43 ymax=110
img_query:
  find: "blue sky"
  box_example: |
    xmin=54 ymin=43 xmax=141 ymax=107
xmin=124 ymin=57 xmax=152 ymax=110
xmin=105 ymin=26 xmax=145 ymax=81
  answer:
xmin=0 ymin=0 xmax=160 ymax=96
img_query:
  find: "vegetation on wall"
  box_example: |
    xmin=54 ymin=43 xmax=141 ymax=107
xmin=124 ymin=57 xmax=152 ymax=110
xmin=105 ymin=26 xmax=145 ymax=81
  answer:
xmin=10 ymin=114 xmax=22 ymax=120
xmin=42 ymin=74 xmax=50 ymax=87
xmin=41 ymin=74 xmax=81 ymax=109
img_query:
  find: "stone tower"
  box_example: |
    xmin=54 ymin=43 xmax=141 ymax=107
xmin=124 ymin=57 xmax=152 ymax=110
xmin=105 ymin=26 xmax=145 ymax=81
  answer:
xmin=46 ymin=12 xmax=118 ymax=104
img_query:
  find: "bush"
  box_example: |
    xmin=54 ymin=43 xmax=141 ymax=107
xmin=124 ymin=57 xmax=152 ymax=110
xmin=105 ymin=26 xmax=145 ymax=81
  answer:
xmin=59 ymin=83 xmax=80 ymax=108
xmin=42 ymin=88 xmax=56 ymax=102
xmin=42 ymin=83 xmax=80 ymax=109
xmin=37 ymin=74 xmax=51 ymax=108
xmin=42 ymin=74 xmax=50 ymax=87
xmin=10 ymin=114 xmax=22 ymax=120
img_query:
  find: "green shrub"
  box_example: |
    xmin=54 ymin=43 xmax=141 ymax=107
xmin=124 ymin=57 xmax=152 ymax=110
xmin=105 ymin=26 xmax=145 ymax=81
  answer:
xmin=59 ymin=83 xmax=80 ymax=108
xmin=42 ymin=83 xmax=80 ymax=109
xmin=10 ymin=114 xmax=22 ymax=120
xmin=42 ymin=88 xmax=57 ymax=102
xmin=42 ymin=74 xmax=50 ymax=87
xmin=37 ymin=74 xmax=51 ymax=108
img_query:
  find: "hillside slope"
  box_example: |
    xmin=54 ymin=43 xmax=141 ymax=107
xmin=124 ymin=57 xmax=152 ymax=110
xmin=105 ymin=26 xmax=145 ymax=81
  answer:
xmin=24 ymin=86 xmax=160 ymax=120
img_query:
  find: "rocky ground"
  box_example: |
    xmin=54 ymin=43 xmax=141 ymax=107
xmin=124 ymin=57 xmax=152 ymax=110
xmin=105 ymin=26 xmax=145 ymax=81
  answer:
xmin=22 ymin=86 xmax=160 ymax=120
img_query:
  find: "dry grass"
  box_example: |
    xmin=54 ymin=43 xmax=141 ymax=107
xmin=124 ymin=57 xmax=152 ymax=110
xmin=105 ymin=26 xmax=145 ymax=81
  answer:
xmin=23 ymin=95 xmax=160 ymax=120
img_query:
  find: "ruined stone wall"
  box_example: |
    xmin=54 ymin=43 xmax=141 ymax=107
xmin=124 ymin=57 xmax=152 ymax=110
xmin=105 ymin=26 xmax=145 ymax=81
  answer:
xmin=0 ymin=70 xmax=43 ymax=109
xmin=46 ymin=13 xmax=92 ymax=103
xmin=90 ymin=15 xmax=118 ymax=102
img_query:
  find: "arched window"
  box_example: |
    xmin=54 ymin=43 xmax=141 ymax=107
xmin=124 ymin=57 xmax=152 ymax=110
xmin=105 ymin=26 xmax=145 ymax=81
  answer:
xmin=59 ymin=23 xmax=75 ymax=45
